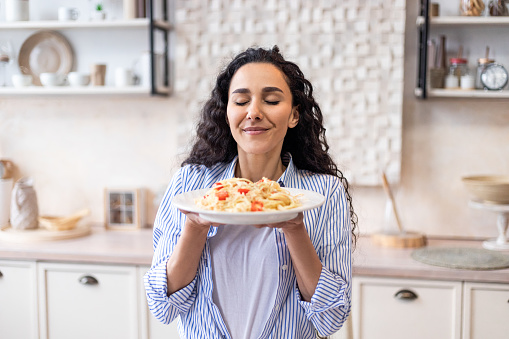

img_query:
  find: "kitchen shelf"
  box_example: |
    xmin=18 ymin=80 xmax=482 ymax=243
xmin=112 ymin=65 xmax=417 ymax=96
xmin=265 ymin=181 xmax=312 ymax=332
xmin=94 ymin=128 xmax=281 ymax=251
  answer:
xmin=0 ymin=0 xmax=173 ymax=97
xmin=0 ymin=86 xmax=170 ymax=96
xmin=0 ymin=18 xmax=174 ymax=31
xmin=416 ymin=0 xmax=509 ymax=99
xmin=428 ymin=89 xmax=509 ymax=98
xmin=430 ymin=16 xmax=509 ymax=26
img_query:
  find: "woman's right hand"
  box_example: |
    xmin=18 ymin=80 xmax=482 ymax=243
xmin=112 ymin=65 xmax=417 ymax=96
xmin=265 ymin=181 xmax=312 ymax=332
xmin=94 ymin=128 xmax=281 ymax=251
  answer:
xmin=178 ymin=209 xmax=220 ymax=231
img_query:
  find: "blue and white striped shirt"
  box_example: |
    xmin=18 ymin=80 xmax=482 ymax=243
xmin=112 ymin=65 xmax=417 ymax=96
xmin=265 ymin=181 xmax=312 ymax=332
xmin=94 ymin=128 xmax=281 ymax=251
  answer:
xmin=144 ymin=155 xmax=352 ymax=338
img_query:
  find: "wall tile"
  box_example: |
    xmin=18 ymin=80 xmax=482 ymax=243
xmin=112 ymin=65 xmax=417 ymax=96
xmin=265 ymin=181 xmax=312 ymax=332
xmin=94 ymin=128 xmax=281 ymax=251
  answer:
xmin=175 ymin=0 xmax=405 ymax=185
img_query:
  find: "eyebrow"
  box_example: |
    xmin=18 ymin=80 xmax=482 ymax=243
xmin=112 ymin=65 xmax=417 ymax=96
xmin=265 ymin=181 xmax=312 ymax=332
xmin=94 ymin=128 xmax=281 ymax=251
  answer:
xmin=231 ymin=86 xmax=284 ymax=94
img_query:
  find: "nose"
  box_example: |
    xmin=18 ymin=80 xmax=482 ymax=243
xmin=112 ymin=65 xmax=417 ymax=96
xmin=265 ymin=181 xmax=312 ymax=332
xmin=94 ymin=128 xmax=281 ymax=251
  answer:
xmin=246 ymin=100 xmax=263 ymax=120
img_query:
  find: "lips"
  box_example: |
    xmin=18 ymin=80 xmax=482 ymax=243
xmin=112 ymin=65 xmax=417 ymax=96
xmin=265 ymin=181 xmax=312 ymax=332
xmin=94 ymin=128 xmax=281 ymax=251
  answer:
xmin=242 ymin=126 xmax=269 ymax=135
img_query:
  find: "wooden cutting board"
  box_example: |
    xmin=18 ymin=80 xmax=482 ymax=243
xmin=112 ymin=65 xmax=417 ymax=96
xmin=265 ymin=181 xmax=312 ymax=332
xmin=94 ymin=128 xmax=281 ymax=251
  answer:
xmin=371 ymin=231 xmax=427 ymax=248
xmin=0 ymin=224 xmax=91 ymax=243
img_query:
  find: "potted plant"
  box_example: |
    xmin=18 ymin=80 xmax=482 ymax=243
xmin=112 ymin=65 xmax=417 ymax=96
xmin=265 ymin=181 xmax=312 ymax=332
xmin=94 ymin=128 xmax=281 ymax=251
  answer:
xmin=91 ymin=3 xmax=106 ymax=20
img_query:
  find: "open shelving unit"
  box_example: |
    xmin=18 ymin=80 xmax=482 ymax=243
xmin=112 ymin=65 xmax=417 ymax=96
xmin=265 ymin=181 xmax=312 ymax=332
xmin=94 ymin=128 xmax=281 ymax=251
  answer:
xmin=0 ymin=0 xmax=173 ymax=96
xmin=416 ymin=0 xmax=509 ymax=99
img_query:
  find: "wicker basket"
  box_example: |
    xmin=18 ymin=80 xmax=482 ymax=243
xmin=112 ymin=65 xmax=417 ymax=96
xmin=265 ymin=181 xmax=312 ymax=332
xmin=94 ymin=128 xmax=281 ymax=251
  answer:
xmin=39 ymin=209 xmax=90 ymax=231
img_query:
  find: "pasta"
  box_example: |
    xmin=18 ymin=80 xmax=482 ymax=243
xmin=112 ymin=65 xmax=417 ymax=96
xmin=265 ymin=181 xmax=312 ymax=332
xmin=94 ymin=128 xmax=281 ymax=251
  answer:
xmin=195 ymin=177 xmax=301 ymax=212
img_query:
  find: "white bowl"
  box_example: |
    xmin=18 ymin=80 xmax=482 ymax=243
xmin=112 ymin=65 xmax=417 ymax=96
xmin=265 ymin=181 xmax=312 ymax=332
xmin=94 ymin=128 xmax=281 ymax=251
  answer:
xmin=40 ymin=72 xmax=65 ymax=87
xmin=68 ymin=72 xmax=90 ymax=86
xmin=462 ymin=175 xmax=509 ymax=204
xmin=12 ymin=74 xmax=32 ymax=87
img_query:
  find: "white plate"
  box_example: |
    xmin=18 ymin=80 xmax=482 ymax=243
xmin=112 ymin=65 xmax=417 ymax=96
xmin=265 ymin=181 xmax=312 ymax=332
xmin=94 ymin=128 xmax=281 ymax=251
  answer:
xmin=173 ymin=188 xmax=326 ymax=225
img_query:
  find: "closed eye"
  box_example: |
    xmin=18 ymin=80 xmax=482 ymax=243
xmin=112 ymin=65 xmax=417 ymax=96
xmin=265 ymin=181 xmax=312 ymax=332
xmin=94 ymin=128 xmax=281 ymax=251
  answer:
xmin=265 ymin=100 xmax=280 ymax=105
xmin=235 ymin=101 xmax=249 ymax=106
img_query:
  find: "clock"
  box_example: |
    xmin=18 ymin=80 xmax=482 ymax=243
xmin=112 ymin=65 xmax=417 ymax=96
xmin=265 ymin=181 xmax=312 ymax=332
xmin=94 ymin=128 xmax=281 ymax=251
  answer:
xmin=480 ymin=63 xmax=509 ymax=90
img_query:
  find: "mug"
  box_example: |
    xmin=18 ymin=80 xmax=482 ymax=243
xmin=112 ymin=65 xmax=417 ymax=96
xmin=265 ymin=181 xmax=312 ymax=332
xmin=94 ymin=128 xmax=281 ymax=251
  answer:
xmin=11 ymin=74 xmax=32 ymax=87
xmin=68 ymin=72 xmax=90 ymax=86
xmin=58 ymin=7 xmax=79 ymax=21
xmin=40 ymin=72 xmax=65 ymax=86
xmin=91 ymin=64 xmax=107 ymax=86
xmin=5 ymin=0 xmax=29 ymax=22
xmin=115 ymin=67 xmax=133 ymax=87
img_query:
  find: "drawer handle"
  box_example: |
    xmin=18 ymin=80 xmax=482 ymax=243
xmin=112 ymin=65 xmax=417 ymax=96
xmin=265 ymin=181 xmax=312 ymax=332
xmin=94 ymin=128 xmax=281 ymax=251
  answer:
xmin=79 ymin=275 xmax=98 ymax=285
xmin=394 ymin=289 xmax=418 ymax=301
xmin=0 ymin=270 xmax=3 ymax=278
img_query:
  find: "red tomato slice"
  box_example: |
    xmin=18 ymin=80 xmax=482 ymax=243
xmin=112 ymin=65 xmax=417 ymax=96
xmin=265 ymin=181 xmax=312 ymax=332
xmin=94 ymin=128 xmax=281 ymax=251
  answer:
xmin=238 ymin=188 xmax=250 ymax=195
xmin=215 ymin=190 xmax=229 ymax=200
xmin=251 ymin=201 xmax=264 ymax=211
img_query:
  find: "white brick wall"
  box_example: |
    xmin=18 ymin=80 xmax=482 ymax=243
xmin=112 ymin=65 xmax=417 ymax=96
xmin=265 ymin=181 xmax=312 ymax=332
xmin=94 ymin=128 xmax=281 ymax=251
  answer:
xmin=175 ymin=0 xmax=405 ymax=185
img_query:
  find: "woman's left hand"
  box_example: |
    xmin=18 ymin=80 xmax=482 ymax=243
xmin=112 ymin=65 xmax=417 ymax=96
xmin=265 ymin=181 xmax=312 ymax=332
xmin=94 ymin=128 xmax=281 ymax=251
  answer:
xmin=252 ymin=212 xmax=305 ymax=232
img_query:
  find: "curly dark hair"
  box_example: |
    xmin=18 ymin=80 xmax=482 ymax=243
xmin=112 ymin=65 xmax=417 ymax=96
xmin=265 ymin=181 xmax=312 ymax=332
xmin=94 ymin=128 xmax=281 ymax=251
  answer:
xmin=183 ymin=46 xmax=357 ymax=244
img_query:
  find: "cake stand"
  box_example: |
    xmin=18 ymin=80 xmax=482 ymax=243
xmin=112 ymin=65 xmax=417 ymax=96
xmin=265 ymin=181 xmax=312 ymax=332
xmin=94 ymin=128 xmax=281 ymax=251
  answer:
xmin=469 ymin=201 xmax=509 ymax=251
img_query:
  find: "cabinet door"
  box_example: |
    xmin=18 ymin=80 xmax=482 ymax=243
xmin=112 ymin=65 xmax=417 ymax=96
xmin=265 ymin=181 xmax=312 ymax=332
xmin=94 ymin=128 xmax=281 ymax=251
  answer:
xmin=138 ymin=266 xmax=180 ymax=339
xmin=353 ymin=277 xmax=462 ymax=339
xmin=38 ymin=262 xmax=139 ymax=339
xmin=0 ymin=260 xmax=38 ymax=339
xmin=463 ymin=282 xmax=509 ymax=339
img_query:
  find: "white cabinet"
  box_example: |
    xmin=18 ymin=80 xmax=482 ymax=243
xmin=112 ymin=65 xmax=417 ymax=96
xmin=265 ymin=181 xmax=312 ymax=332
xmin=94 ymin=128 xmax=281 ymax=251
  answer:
xmin=138 ymin=266 xmax=180 ymax=339
xmin=352 ymin=277 xmax=462 ymax=339
xmin=0 ymin=260 xmax=38 ymax=339
xmin=38 ymin=262 xmax=139 ymax=339
xmin=462 ymin=282 xmax=509 ymax=339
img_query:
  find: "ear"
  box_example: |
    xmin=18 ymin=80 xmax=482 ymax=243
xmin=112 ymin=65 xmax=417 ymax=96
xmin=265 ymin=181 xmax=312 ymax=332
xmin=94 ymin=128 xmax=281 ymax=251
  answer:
xmin=288 ymin=106 xmax=299 ymax=128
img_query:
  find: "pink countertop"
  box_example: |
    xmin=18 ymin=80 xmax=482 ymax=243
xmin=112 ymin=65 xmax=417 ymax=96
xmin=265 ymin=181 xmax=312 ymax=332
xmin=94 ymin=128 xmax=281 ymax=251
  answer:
xmin=354 ymin=236 xmax=509 ymax=284
xmin=1 ymin=226 xmax=508 ymax=283
xmin=0 ymin=226 xmax=155 ymax=265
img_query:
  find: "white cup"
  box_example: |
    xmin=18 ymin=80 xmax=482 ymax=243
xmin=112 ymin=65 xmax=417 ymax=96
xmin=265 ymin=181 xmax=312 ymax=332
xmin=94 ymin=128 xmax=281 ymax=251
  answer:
xmin=58 ymin=7 xmax=79 ymax=21
xmin=5 ymin=0 xmax=29 ymax=21
xmin=115 ymin=67 xmax=133 ymax=87
xmin=68 ymin=72 xmax=90 ymax=86
xmin=11 ymin=74 xmax=32 ymax=87
xmin=0 ymin=178 xmax=13 ymax=227
xmin=40 ymin=72 xmax=65 ymax=87
xmin=460 ymin=74 xmax=475 ymax=90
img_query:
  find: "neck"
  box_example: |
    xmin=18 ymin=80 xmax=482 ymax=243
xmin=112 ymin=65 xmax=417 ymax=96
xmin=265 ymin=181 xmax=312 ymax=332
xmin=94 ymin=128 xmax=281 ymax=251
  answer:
xmin=235 ymin=152 xmax=285 ymax=182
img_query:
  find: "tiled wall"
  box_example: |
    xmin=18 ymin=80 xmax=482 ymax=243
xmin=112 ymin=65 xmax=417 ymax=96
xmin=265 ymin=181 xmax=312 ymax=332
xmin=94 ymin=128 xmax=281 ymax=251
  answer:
xmin=174 ymin=0 xmax=406 ymax=185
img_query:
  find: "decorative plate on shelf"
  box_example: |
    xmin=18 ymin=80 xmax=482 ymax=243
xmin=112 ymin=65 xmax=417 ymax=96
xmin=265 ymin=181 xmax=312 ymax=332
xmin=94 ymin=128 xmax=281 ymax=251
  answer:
xmin=18 ymin=30 xmax=74 ymax=86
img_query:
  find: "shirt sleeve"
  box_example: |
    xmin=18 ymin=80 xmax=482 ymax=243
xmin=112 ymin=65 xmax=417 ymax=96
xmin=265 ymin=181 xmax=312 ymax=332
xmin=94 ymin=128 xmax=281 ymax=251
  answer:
xmin=297 ymin=178 xmax=352 ymax=336
xmin=143 ymin=167 xmax=200 ymax=324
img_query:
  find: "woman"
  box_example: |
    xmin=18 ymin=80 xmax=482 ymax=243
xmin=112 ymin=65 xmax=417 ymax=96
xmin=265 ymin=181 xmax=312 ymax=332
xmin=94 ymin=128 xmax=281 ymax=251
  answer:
xmin=144 ymin=46 xmax=357 ymax=339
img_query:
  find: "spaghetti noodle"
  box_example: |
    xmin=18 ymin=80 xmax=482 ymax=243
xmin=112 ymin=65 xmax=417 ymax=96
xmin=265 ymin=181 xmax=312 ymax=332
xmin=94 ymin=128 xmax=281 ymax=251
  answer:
xmin=195 ymin=177 xmax=301 ymax=212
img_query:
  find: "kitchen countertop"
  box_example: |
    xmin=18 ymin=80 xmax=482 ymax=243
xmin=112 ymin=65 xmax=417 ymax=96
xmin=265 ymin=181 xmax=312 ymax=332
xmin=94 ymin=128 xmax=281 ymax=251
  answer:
xmin=0 ymin=225 xmax=154 ymax=266
xmin=1 ymin=226 xmax=508 ymax=283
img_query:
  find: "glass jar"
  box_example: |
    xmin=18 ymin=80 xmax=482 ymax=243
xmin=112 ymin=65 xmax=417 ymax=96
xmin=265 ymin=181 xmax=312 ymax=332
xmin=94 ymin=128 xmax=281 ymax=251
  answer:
xmin=476 ymin=58 xmax=495 ymax=89
xmin=450 ymin=58 xmax=468 ymax=76
xmin=460 ymin=0 xmax=486 ymax=16
xmin=488 ymin=0 xmax=509 ymax=16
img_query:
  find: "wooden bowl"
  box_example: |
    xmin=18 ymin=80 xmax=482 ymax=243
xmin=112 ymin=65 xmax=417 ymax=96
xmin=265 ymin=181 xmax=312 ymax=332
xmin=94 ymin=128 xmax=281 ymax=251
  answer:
xmin=39 ymin=209 xmax=90 ymax=231
xmin=462 ymin=175 xmax=509 ymax=204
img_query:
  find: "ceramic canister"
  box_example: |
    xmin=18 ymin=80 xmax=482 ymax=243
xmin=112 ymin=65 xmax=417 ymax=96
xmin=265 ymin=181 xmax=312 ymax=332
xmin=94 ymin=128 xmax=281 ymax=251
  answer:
xmin=10 ymin=177 xmax=39 ymax=230
xmin=5 ymin=0 xmax=29 ymax=21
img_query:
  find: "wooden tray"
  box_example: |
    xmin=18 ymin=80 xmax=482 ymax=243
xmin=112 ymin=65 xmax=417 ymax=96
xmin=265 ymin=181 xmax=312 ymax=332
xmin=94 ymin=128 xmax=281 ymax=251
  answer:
xmin=0 ymin=224 xmax=91 ymax=243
